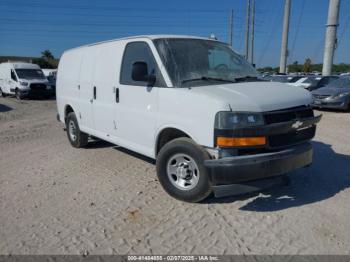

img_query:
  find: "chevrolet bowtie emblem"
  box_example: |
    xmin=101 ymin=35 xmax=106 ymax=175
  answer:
xmin=292 ymin=120 xmax=303 ymax=129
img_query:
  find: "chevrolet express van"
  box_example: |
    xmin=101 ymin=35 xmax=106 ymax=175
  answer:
xmin=56 ymin=35 xmax=321 ymax=202
xmin=0 ymin=62 xmax=51 ymax=99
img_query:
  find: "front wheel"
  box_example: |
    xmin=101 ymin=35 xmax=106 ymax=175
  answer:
xmin=15 ymin=89 xmax=23 ymax=100
xmin=66 ymin=112 xmax=89 ymax=148
xmin=0 ymin=87 xmax=5 ymax=97
xmin=156 ymin=137 xmax=212 ymax=203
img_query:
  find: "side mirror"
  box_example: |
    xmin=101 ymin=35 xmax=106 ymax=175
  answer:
xmin=131 ymin=62 xmax=156 ymax=86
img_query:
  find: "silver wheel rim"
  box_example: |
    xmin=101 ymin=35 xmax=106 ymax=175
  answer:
xmin=68 ymin=120 xmax=77 ymax=141
xmin=166 ymin=153 xmax=200 ymax=191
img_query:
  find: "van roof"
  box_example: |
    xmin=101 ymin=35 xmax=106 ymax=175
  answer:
xmin=63 ymin=34 xmax=220 ymax=53
xmin=1 ymin=62 xmax=41 ymax=70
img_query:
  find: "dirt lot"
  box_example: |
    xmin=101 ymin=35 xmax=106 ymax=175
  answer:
xmin=0 ymin=97 xmax=350 ymax=255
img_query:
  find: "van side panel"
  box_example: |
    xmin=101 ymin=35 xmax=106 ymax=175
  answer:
xmin=0 ymin=64 xmax=6 ymax=93
xmin=78 ymin=47 xmax=98 ymax=130
xmin=90 ymin=42 xmax=123 ymax=137
xmin=56 ymin=50 xmax=83 ymax=123
xmin=0 ymin=64 xmax=10 ymax=93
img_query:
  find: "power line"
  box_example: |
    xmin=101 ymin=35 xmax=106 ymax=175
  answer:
xmin=0 ymin=2 xmax=230 ymax=13
xmin=257 ymin=1 xmax=282 ymax=65
xmin=336 ymin=13 xmax=350 ymax=49
xmin=1 ymin=9 xmax=245 ymax=20
xmin=0 ymin=19 xmax=233 ymax=28
xmin=289 ymin=0 xmax=306 ymax=62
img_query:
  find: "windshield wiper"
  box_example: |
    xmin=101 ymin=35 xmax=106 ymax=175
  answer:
xmin=234 ymin=76 xmax=260 ymax=82
xmin=182 ymin=76 xmax=235 ymax=85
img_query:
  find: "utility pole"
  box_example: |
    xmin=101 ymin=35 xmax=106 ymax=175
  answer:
xmin=279 ymin=0 xmax=291 ymax=74
xmin=250 ymin=0 xmax=255 ymax=66
xmin=322 ymin=0 xmax=341 ymax=76
xmin=229 ymin=9 xmax=233 ymax=47
xmin=245 ymin=0 xmax=251 ymax=60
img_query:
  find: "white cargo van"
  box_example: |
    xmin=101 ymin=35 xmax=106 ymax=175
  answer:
xmin=0 ymin=62 xmax=51 ymax=99
xmin=56 ymin=35 xmax=321 ymax=202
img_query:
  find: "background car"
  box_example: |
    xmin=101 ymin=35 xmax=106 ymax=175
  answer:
xmin=270 ymin=75 xmax=303 ymax=83
xmin=290 ymin=76 xmax=340 ymax=91
xmin=312 ymin=76 xmax=350 ymax=111
xmin=309 ymin=76 xmax=339 ymax=91
xmin=289 ymin=76 xmax=317 ymax=89
xmin=42 ymin=69 xmax=57 ymax=97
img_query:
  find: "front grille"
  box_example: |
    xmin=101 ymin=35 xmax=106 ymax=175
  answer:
xmin=268 ymin=126 xmax=316 ymax=148
xmin=30 ymin=83 xmax=46 ymax=91
xmin=264 ymin=106 xmax=314 ymax=125
xmin=313 ymin=94 xmax=331 ymax=100
xmin=264 ymin=106 xmax=315 ymax=148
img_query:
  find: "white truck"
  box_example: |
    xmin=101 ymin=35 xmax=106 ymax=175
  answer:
xmin=56 ymin=35 xmax=321 ymax=202
xmin=0 ymin=62 xmax=52 ymax=99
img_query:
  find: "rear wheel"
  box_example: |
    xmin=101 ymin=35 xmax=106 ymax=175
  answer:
xmin=156 ymin=137 xmax=212 ymax=203
xmin=66 ymin=112 xmax=89 ymax=148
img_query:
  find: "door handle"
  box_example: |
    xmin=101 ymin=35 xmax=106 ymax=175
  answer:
xmin=116 ymin=87 xmax=119 ymax=103
xmin=93 ymin=86 xmax=96 ymax=100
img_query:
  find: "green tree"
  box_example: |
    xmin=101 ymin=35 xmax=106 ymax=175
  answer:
xmin=258 ymin=66 xmax=274 ymax=73
xmin=32 ymin=58 xmax=55 ymax=69
xmin=303 ymin=58 xmax=312 ymax=73
xmin=289 ymin=61 xmax=301 ymax=72
xmin=41 ymin=50 xmax=54 ymax=61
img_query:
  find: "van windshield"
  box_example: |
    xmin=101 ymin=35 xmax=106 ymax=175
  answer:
xmin=153 ymin=38 xmax=258 ymax=87
xmin=15 ymin=69 xmax=46 ymax=80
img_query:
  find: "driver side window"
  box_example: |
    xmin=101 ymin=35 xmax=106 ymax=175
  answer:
xmin=11 ymin=70 xmax=17 ymax=81
xmin=120 ymin=42 xmax=165 ymax=87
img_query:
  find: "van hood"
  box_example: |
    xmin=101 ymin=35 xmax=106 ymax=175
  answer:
xmin=190 ymin=81 xmax=312 ymax=112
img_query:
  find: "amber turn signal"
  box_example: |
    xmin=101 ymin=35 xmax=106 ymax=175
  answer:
xmin=216 ymin=136 xmax=266 ymax=147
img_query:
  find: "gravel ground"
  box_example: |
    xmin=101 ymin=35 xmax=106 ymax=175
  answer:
xmin=0 ymin=97 xmax=349 ymax=255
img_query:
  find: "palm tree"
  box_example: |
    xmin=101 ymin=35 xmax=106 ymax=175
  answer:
xmin=41 ymin=50 xmax=54 ymax=61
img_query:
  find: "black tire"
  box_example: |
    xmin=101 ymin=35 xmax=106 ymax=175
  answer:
xmin=0 ymin=87 xmax=5 ymax=97
xmin=156 ymin=137 xmax=212 ymax=203
xmin=66 ymin=112 xmax=89 ymax=148
xmin=15 ymin=89 xmax=23 ymax=100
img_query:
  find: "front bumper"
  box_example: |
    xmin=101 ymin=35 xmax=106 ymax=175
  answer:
xmin=204 ymin=143 xmax=312 ymax=187
xmin=18 ymin=89 xmax=52 ymax=97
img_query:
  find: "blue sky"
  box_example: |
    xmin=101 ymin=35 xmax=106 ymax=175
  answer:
xmin=0 ymin=0 xmax=349 ymax=67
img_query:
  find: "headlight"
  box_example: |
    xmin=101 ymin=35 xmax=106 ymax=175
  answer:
xmin=46 ymin=85 xmax=52 ymax=90
xmin=333 ymin=92 xmax=350 ymax=98
xmin=20 ymin=81 xmax=29 ymax=86
xmin=215 ymin=112 xmax=265 ymax=129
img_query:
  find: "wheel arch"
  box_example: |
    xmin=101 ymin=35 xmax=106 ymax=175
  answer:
xmin=64 ymin=104 xmax=76 ymax=122
xmin=155 ymin=127 xmax=195 ymax=156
